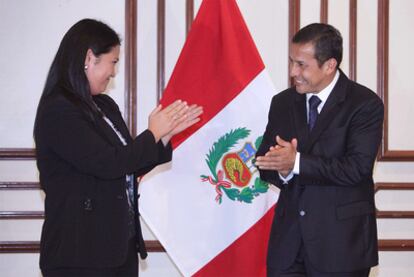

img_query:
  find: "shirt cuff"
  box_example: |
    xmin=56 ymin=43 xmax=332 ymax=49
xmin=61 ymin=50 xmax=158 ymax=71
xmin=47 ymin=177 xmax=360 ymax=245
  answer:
xmin=293 ymin=152 xmax=300 ymax=174
xmin=278 ymin=152 xmax=300 ymax=184
xmin=279 ymin=171 xmax=294 ymax=184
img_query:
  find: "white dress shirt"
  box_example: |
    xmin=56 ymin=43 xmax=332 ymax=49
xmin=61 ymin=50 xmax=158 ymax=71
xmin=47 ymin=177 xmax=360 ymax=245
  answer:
xmin=279 ymin=70 xmax=340 ymax=183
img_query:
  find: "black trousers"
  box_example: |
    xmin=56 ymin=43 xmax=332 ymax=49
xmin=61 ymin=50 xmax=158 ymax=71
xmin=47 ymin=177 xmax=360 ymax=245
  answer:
xmin=267 ymin=242 xmax=370 ymax=277
xmin=42 ymin=238 xmax=138 ymax=277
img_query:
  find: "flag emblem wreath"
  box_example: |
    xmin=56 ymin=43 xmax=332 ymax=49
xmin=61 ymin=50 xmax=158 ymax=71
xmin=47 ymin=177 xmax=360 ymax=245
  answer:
xmin=200 ymin=127 xmax=270 ymax=204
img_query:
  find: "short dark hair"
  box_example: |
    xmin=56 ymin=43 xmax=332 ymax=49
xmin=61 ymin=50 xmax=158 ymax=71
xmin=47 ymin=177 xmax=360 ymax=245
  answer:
xmin=35 ymin=18 xmax=120 ymax=131
xmin=292 ymin=23 xmax=342 ymax=68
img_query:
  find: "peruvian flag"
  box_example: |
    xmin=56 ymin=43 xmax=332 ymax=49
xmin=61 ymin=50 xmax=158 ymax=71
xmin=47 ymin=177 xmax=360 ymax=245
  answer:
xmin=139 ymin=0 xmax=279 ymax=276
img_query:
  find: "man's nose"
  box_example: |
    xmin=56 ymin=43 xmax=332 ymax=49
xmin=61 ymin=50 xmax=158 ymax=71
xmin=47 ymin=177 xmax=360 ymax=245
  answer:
xmin=290 ymin=64 xmax=299 ymax=77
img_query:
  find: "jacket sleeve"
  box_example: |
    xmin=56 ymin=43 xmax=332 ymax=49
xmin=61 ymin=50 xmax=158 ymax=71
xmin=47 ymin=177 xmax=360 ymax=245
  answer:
xmin=256 ymin=97 xmax=284 ymax=188
xmin=300 ymin=96 xmax=384 ymax=186
xmin=135 ymin=141 xmax=173 ymax=177
xmin=37 ymin=98 xmax=172 ymax=179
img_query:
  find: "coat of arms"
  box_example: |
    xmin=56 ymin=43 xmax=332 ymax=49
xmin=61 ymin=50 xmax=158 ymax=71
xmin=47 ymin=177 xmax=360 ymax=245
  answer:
xmin=200 ymin=128 xmax=269 ymax=204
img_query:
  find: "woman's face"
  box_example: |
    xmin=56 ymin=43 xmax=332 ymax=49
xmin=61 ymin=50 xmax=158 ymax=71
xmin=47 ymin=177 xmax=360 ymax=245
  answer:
xmin=84 ymin=45 xmax=120 ymax=95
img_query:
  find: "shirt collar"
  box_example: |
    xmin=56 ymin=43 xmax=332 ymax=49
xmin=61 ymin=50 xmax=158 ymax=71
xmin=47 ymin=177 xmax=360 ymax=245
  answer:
xmin=306 ymin=70 xmax=340 ymax=111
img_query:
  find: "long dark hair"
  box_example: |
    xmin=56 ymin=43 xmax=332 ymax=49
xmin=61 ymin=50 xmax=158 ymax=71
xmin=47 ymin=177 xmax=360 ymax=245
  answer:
xmin=34 ymin=18 xmax=120 ymax=133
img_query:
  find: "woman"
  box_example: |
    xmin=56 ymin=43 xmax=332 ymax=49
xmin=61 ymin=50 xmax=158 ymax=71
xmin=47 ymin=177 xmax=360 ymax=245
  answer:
xmin=34 ymin=19 xmax=202 ymax=276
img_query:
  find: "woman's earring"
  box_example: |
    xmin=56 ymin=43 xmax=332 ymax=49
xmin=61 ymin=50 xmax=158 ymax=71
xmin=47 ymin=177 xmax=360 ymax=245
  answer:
xmin=84 ymin=65 xmax=88 ymax=70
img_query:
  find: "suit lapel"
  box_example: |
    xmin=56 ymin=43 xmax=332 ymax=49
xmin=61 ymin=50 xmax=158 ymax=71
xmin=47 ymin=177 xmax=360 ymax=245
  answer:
xmin=94 ymin=101 xmax=133 ymax=146
xmin=94 ymin=116 xmax=125 ymax=146
xmin=304 ymin=72 xmax=348 ymax=152
xmin=105 ymin=111 xmax=133 ymax=144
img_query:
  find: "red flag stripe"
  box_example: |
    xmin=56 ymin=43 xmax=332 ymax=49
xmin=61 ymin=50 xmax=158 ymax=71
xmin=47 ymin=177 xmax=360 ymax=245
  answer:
xmin=193 ymin=205 xmax=276 ymax=277
xmin=160 ymin=0 xmax=265 ymax=149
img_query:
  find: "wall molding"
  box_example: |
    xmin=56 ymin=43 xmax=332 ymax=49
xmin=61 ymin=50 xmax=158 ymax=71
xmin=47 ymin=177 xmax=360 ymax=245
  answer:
xmin=0 ymin=211 xmax=44 ymax=220
xmin=0 ymin=148 xmax=35 ymax=160
xmin=0 ymin=182 xmax=40 ymax=190
xmin=320 ymin=0 xmax=328 ymax=23
xmin=378 ymin=240 xmax=414 ymax=251
xmin=125 ymin=0 xmax=138 ymax=137
xmin=377 ymin=0 xmax=414 ymax=161
xmin=288 ymin=0 xmax=300 ymax=86
xmin=0 ymin=0 xmax=136 ymax=158
xmin=349 ymin=0 xmax=357 ymax=81
xmin=186 ymin=0 xmax=194 ymax=36
xmin=1 ymin=182 xmax=412 ymax=251
xmin=1 ymin=240 xmax=411 ymax=253
xmin=375 ymin=183 xmax=414 ymax=218
xmin=156 ymin=0 xmax=166 ymax=102
xmin=0 ymin=240 xmax=165 ymax=253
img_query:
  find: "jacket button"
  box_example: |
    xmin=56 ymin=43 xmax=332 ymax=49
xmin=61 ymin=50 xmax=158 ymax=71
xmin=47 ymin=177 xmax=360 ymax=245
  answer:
xmin=84 ymin=198 xmax=93 ymax=211
xmin=299 ymin=210 xmax=306 ymax=216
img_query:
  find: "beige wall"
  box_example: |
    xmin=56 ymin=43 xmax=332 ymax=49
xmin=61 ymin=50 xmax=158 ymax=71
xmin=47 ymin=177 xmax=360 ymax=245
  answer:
xmin=0 ymin=0 xmax=413 ymax=276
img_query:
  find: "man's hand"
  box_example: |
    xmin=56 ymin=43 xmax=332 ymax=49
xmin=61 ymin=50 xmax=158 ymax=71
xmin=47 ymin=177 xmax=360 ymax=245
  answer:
xmin=255 ymin=136 xmax=297 ymax=176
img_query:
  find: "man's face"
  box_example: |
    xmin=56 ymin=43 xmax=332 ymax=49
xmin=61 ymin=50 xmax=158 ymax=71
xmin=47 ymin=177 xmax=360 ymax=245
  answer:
xmin=289 ymin=42 xmax=336 ymax=94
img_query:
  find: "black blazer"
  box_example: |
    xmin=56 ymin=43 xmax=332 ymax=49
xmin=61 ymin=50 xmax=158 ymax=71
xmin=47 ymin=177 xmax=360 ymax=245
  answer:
xmin=257 ymin=71 xmax=383 ymax=272
xmin=35 ymin=90 xmax=172 ymax=269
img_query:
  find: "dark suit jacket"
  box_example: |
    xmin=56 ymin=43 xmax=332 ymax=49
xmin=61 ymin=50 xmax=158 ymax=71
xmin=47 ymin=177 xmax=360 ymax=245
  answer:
xmin=35 ymin=89 xmax=172 ymax=270
xmin=257 ymin=71 xmax=383 ymax=273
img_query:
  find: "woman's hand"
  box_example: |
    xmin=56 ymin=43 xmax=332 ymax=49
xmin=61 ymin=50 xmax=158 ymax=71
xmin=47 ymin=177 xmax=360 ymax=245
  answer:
xmin=148 ymin=100 xmax=189 ymax=142
xmin=161 ymin=104 xmax=203 ymax=145
xmin=169 ymin=104 xmax=203 ymax=136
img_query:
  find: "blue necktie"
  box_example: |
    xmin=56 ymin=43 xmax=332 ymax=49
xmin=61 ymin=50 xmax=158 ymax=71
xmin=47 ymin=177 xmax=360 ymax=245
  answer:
xmin=308 ymin=95 xmax=321 ymax=131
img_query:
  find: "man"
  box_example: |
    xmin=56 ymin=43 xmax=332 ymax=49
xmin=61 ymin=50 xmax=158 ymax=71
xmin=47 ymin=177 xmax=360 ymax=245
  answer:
xmin=255 ymin=23 xmax=383 ymax=276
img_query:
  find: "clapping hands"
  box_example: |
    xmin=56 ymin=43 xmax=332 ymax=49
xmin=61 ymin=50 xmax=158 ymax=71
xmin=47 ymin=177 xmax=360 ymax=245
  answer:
xmin=148 ymin=100 xmax=203 ymax=145
xmin=255 ymin=136 xmax=297 ymax=177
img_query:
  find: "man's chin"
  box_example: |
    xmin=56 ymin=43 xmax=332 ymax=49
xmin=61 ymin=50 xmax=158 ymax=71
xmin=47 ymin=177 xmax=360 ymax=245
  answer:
xmin=295 ymin=86 xmax=308 ymax=94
